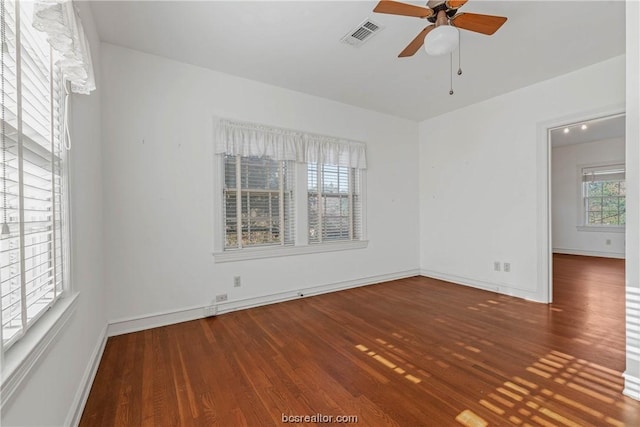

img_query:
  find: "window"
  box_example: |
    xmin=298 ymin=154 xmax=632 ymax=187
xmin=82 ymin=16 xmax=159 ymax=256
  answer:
xmin=223 ymin=155 xmax=294 ymax=249
xmin=214 ymin=118 xmax=367 ymax=260
xmin=1 ymin=0 xmax=68 ymax=350
xmin=308 ymin=163 xmax=361 ymax=243
xmin=582 ymin=164 xmax=625 ymax=227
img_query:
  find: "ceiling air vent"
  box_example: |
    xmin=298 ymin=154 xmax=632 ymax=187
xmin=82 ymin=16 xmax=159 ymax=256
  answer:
xmin=340 ymin=19 xmax=383 ymax=47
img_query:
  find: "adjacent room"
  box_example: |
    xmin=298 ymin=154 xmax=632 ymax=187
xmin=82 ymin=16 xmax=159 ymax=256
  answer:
xmin=1 ymin=1 xmax=639 ymax=426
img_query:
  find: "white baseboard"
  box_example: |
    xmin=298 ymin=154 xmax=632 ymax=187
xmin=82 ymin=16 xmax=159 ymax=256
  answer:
xmin=419 ymin=269 xmax=542 ymax=302
xmin=107 ymin=269 xmax=420 ymax=337
xmin=107 ymin=305 xmax=207 ymax=337
xmin=553 ymin=248 xmax=625 ymax=259
xmin=623 ymin=372 xmax=640 ymax=401
xmin=66 ymin=324 xmax=108 ymax=427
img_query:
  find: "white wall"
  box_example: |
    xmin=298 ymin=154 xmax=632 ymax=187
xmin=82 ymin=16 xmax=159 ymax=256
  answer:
xmin=552 ymin=138 xmax=625 ymax=258
xmin=100 ymin=43 xmax=420 ymax=329
xmin=418 ymin=55 xmax=625 ymax=302
xmin=0 ymin=2 xmax=106 ymax=426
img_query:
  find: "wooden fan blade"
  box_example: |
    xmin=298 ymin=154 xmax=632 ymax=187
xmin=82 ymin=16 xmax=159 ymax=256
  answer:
xmin=374 ymin=1 xmax=434 ymax=19
xmin=450 ymin=12 xmax=507 ymax=35
xmin=399 ymin=25 xmax=435 ymax=57
xmin=446 ymin=0 xmax=468 ymax=10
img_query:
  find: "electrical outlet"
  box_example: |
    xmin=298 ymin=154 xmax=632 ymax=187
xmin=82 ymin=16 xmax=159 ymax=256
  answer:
xmin=494 ymin=261 xmax=501 ymax=272
xmin=234 ymin=276 xmax=241 ymax=287
xmin=203 ymin=305 xmax=217 ymax=317
xmin=215 ymin=293 xmax=228 ymax=303
xmin=503 ymin=262 xmax=511 ymax=273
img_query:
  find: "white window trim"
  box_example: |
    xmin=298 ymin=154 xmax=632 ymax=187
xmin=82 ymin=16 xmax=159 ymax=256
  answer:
xmin=214 ymin=240 xmax=369 ymax=263
xmin=576 ymin=225 xmax=625 ymax=233
xmin=1 ymin=292 xmax=78 ymax=408
xmin=213 ymin=157 xmax=368 ymax=262
xmin=577 ymin=161 xmax=626 ymax=230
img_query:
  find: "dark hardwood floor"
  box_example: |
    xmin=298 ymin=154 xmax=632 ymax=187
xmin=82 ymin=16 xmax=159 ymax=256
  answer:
xmin=80 ymin=254 xmax=639 ymax=426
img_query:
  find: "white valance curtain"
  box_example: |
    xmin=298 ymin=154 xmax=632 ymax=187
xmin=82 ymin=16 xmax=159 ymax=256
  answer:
xmin=32 ymin=0 xmax=95 ymax=94
xmin=215 ymin=118 xmax=367 ymax=169
xmin=582 ymin=165 xmax=625 ymax=183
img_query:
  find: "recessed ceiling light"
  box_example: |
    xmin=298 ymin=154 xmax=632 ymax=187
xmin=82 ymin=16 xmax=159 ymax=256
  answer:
xmin=581 ymin=124 xmax=588 ymax=130
xmin=563 ymin=128 xmax=569 ymax=134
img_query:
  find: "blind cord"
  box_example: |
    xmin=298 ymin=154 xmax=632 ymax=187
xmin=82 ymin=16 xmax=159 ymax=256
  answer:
xmin=63 ymin=83 xmax=70 ymax=150
xmin=1 ymin=0 xmax=8 ymax=236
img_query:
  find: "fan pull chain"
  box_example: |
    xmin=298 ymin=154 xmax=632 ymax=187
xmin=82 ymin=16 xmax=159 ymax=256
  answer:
xmin=457 ymin=33 xmax=462 ymax=76
xmin=449 ymin=52 xmax=454 ymax=95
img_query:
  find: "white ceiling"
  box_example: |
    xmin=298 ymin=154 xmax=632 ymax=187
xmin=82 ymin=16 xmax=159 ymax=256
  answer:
xmin=551 ymin=114 xmax=625 ymax=147
xmin=89 ymin=0 xmax=626 ymax=121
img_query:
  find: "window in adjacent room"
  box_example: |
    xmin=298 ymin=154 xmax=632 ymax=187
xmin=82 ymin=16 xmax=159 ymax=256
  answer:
xmin=582 ymin=164 xmax=625 ymax=227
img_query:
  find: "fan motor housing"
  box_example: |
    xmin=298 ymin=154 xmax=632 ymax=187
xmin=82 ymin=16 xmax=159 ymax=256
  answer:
xmin=426 ymin=1 xmax=458 ymax=23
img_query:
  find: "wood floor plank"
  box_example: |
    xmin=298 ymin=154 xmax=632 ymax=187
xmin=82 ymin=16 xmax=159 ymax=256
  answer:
xmin=80 ymin=255 xmax=640 ymax=426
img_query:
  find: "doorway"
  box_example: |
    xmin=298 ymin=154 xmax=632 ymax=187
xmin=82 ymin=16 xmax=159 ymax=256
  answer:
xmin=546 ymin=112 xmax=628 ymax=386
xmin=545 ymin=112 xmax=626 ymax=302
xmin=549 ymin=113 xmax=626 ymax=272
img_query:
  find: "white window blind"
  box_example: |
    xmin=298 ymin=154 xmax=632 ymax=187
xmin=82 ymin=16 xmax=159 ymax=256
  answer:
xmin=582 ymin=164 xmax=626 ymax=227
xmin=1 ymin=0 xmax=67 ymax=350
xmin=223 ymin=155 xmax=295 ymax=249
xmin=308 ymin=163 xmax=361 ymax=243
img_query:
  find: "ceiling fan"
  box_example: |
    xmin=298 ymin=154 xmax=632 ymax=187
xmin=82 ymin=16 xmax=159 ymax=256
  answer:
xmin=373 ymin=0 xmax=507 ymax=57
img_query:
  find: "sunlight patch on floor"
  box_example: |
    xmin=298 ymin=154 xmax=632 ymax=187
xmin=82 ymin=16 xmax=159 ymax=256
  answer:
xmin=460 ymin=351 xmax=625 ymax=426
xmin=455 ymin=409 xmax=488 ymax=427
xmin=355 ymin=344 xmax=423 ymax=384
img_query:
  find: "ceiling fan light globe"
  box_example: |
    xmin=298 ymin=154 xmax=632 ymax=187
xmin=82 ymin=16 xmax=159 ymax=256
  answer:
xmin=424 ymin=25 xmax=459 ymax=56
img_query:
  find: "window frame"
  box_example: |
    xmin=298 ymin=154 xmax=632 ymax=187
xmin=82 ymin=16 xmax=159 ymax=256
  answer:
xmin=213 ymin=155 xmax=367 ymax=263
xmin=222 ymin=154 xmax=295 ymax=250
xmin=577 ymin=162 xmax=626 ymax=232
xmin=1 ymin=0 xmax=75 ymax=406
xmin=307 ymin=162 xmax=362 ymax=244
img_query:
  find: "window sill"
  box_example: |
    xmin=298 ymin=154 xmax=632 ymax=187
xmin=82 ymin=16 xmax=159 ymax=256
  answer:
xmin=1 ymin=292 xmax=79 ymax=409
xmin=576 ymin=225 xmax=625 ymax=233
xmin=213 ymin=240 xmax=369 ymax=263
